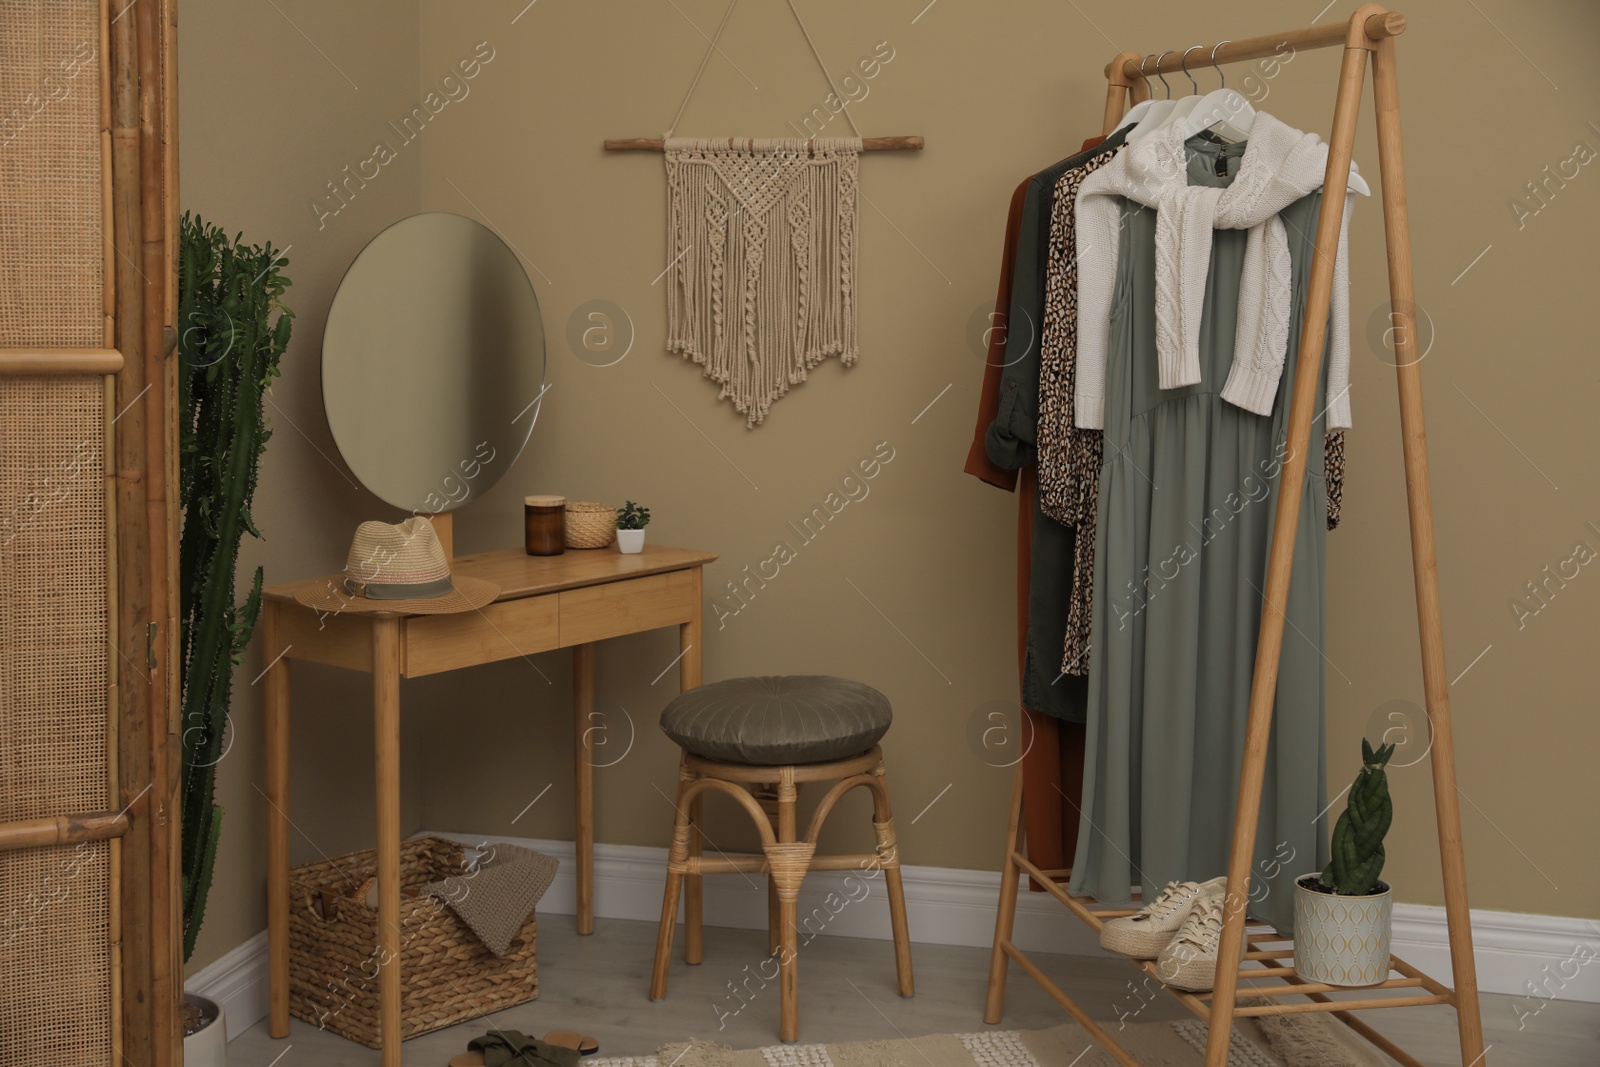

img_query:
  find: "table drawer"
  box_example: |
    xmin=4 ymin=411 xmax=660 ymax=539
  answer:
xmin=404 ymin=593 xmax=560 ymax=676
xmin=559 ymin=570 xmax=696 ymax=646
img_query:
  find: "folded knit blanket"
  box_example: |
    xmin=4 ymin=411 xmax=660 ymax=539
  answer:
xmin=423 ymin=843 xmax=558 ymax=957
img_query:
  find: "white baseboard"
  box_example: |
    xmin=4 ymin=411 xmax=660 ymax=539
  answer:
xmin=186 ymin=832 xmax=1600 ymax=1042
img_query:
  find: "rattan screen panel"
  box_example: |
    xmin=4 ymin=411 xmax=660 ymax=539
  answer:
xmin=0 ymin=376 xmax=111 ymax=1064
xmin=0 ymin=0 xmax=104 ymax=346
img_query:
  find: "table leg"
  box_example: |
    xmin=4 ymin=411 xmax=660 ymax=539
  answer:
xmin=373 ymin=616 xmax=403 ymax=1067
xmin=680 ymin=569 xmax=704 ymax=955
xmin=574 ymin=642 xmax=596 ymax=935
xmin=263 ymin=601 xmax=291 ymax=1038
xmin=680 ymin=568 xmax=703 ymax=693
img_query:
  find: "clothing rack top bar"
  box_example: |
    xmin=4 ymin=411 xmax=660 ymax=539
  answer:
xmin=604 ymin=136 xmax=924 ymax=152
xmin=1105 ymin=11 xmax=1405 ymax=83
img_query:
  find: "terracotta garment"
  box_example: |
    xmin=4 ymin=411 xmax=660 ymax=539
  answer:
xmin=964 ymin=147 xmax=1101 ymax=878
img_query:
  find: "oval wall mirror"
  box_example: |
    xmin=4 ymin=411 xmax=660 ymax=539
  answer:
xmin=322 ymin=212 xmax=545 ymax=514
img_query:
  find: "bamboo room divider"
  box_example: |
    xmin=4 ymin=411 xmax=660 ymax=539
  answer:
xmin=0 ymin=1 xmax=180 ymax=1064
xmin=984 ymin=7 xmax=1489 ymax=1067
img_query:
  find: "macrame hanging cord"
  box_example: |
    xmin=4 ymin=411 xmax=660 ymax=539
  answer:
xmin=662 ymin=0 xmax=863 ymax=426
xmin=665 ymin=0 xmax=863 ymax=141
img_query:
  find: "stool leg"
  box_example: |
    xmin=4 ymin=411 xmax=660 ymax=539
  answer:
xmin=650 ymin=768 xmax=695 ymax=1000
xmin=871 ymin=763 xmax=915 ymax=998
xmin=755 ymin=784 xmax=782 ymax=955
xmin=767 ymin=873 xmax=782 ymax=957
xmin=686 ymin=790 xmax=704 ymax=965
xmin=768 ymin=771 xmax=812 ymax=1043
xmin=764 ymin=845 xmax=813 ymax=1042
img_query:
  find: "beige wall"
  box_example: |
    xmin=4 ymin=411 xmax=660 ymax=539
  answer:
xmin=183 ymin=0 xmax=1600 ymax=971
xmin=178 ymin=0 xmax=427 ymax=972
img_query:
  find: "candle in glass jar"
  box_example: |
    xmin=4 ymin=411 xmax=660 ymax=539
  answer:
xmin=524 ymin=495 xmax=566 ymax=556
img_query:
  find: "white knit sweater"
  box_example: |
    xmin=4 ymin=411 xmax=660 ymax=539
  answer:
xmin=1072 ymin=113 xmax=1365 ymax=430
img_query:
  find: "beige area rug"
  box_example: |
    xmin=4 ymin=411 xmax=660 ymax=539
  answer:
xmin=588 ymin=1018 xmax=1391 ymax=1067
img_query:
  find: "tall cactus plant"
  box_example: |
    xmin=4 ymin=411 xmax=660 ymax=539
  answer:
xmin=1320 ymin=738 xmax=1395 ymax=896
xmin=178 ymin=214 xmax=292 ymax=961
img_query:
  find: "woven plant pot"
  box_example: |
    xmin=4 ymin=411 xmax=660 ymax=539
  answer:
xmin=564 ymin=501 xmax=617 ymax=549
xmin=288 ymin=836 xmax=538 ymax=1047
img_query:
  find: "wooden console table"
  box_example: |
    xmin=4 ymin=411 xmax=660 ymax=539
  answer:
xmin=259 ymin=544 xmax=717 ymax=1063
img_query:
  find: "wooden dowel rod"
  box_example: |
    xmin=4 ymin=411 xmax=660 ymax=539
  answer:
xmin=604 ymin=135 xmax=924 ymax=152
xmin=1101 ymin=50 xmax=1142 ymax=135
xmin=1233 ymin=993 xmax=1448 ymax=1017
xmin=806 ymin=854 xmax=894 ymax=872
xmin=1131 ymin=964 xmax=1213 ymax=1017
xmin=1202 ymin=12 xmax=1376 ymax=1062
xmin=1369 ymin=29 xmax=1488 ymax=1067
xmin=983 ymin=763 xmax=1026 ymax=1026
xmin=1101 ymin=82 xmax=1128 ymax=138
xmin=0 ymin=349 xmax=124 ymax=374
xmin=1013 ymin=852 xmax=1106 ymax=931
xmin=1325 ymin=1008 xmax=1434 ymax=1067
xmin=1218 ymin=977 xmax=1424 ymax=999
xmin=1262 ymin=965 xmax=1437 ymax=1067
xmin=1001 ymin=942 xmax=1146 ymax=1067
xmin=1388 ymin=953 xmax=1456 ymax=1000
xmin=1247 ymin=930 xmax=1290 ymax=943
xmin=689 ymin=856 xmax=766 ymax=874
xmin=0 ymin=810 xmax=130 ymax=852
xmin=1106 ymin=11 xmax=1405 ymax=81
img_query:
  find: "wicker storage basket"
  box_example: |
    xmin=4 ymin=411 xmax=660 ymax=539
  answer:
xmin=564 ymin=501 xmax=618 ymax=548
xmin=288 ymin=836 xmax=538 ymax=1047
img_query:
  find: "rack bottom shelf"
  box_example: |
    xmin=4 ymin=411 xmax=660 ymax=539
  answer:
xmin=996 ymin=934 xmax=1456 ymax=1067
xmin=990 ymin=858 xmax=1463 ymax=1067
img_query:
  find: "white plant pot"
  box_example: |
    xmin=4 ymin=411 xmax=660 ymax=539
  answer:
xmin=183 ymin=993 xmax=228 ymax=1067
xmin=616 ymin=529 xmax=646 ymax=554
xmin=1293 ymin=873 xmax=1393 ymax=987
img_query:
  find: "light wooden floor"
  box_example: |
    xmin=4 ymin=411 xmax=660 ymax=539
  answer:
xmin=228 ymin=915 xmax=1599 ymax=1065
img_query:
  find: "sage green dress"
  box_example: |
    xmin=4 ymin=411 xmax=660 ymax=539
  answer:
xmin=1068 ymin=136 xmax=1332 ymax=934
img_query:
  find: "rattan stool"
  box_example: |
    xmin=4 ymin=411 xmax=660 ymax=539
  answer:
xmin=648 ymin=744 xmax=914 ymax=1042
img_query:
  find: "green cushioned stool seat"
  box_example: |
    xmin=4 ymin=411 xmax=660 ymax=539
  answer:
xmin=659 ymin=675 xmax=892 ymax=766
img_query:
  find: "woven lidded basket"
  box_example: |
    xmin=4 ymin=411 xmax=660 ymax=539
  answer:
xmin=288 ymin=836 xmax=537 ymax=1047
xmin=564 ymin=501 xmax=617 ymax=549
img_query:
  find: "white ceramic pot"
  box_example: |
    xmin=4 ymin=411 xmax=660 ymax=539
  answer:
xmin=1293 ymin=873 xmax=1393 ymax=987
xmin=616 ymin=528 xmax=646 ymax=554
xmin=183 ymin=993 xmax=228 ymax=1067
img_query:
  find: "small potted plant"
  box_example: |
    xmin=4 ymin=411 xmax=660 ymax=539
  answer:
xmin=1294 ymin=739 xmax=1395 ymax=986
xmin=616 ymin=500 xmax=650 ymax=554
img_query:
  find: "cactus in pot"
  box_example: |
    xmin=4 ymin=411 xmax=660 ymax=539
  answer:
xmin=1294 ymin=737 xmax=1399 ymax=986
xmin=1320 ymin=738 xmax=1395 ymax=895
xmin=178 ymin=215 xmax=292 ymax=963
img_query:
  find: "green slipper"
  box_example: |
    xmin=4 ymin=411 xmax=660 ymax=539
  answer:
xmin=449 ymin=1030 xmax=582 ymax=1067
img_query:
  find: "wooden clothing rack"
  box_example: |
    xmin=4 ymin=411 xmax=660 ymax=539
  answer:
xmin=983 ymin=7 xmax=1489 ymax=1067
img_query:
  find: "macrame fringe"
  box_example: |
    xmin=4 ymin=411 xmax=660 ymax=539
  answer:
xmin=665 ymin=137 xmax=860 ymax=426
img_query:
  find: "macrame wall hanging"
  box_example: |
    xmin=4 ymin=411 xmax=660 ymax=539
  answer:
xmin=605 ymin=0 xmax=923 ymax=426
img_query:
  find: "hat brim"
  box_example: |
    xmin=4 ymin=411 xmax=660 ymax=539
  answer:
xmin=287 ymin=574 xmax=500 ymax=616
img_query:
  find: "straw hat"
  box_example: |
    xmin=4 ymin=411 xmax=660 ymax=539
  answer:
xmin=289 ymin=517 xmax=499 ymax=615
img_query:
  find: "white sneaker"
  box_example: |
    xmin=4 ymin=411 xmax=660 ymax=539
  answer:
xmin=1155 ymin=881 xmax=1242 ymax=992
xmin=1099 ymin=877 xmax=1227 ymax=959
